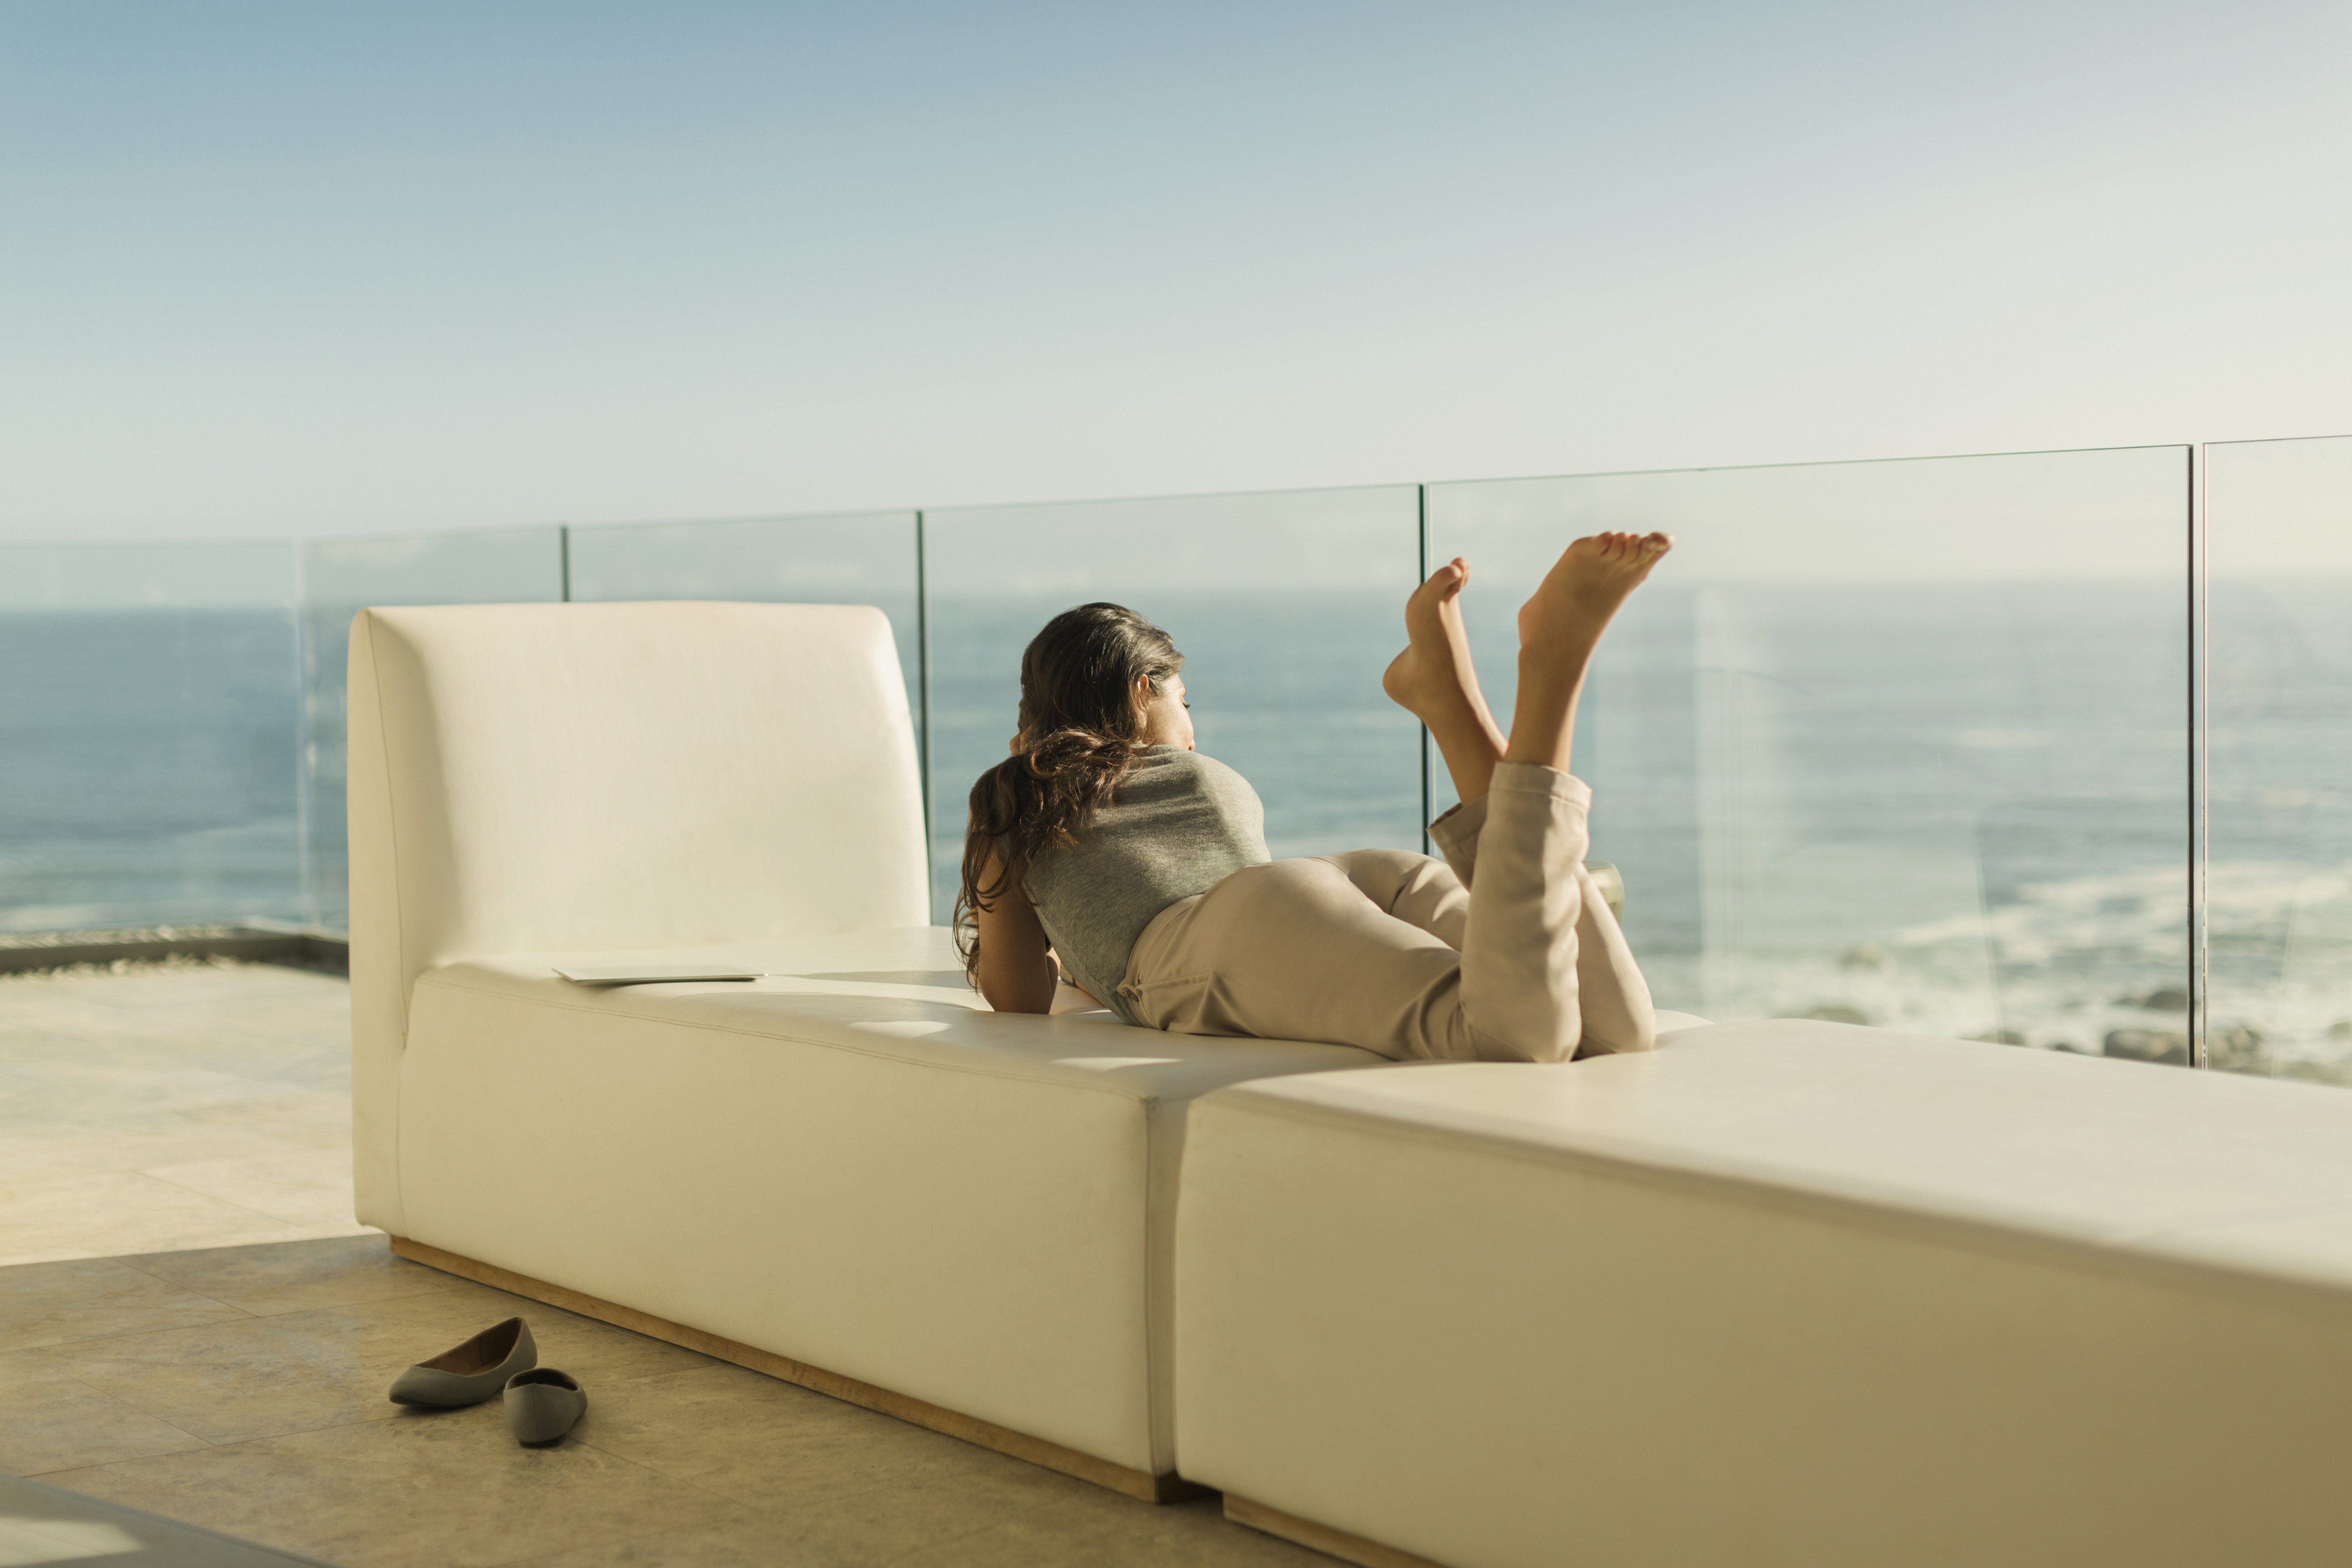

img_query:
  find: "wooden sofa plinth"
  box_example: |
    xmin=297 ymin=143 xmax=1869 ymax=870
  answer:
xmin=389 ymin=1235 xmax=1198 ymax=1505
xmin=1224 ymin=1494 xmax=1450 ymax=1568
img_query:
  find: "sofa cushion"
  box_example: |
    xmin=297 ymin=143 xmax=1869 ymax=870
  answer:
xmin=422 ymin=925 xmax=1365 ymax=1102
xmin=399 ymin=924 xmax=1377 ymax=1476
xmin=1175 ymin=1019 xmax=2352 ymax=1566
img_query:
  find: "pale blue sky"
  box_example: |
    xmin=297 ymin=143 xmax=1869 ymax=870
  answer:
xmin=3 ymin=1 xmax=2347 ymax=539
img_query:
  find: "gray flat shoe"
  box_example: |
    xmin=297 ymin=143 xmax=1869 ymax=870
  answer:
xmin=388 ymin=1317 xmax=536 ymax=1407
xmin=505 ymin=1367 xmax=586 ymax=1445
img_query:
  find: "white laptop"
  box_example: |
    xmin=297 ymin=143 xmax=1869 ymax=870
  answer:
xmin=553 ymin=964 xmax=763 ymax=986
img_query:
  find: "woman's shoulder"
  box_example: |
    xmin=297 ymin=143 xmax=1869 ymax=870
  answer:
xmin=1132 ymin=746 xmax=1255 ymax=797
xmin=1136 ymin=744 xmax=1223 ymax=775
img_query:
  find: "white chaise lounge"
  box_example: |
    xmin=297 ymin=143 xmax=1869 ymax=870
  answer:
xmin=346 ymin=601 xmax=1378 ymax=1498
xmin=1176 ymin=1020 xmax=2352 ymax=1567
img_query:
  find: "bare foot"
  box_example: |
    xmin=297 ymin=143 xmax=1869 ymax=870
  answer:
xmin=1385 ymin=558 xmax=1510 ymax=801
xmin=1516 ymin=532 xmax=1672 ymax=657
xmin=1384 ymin=558 xmax=1499 ymax=735
xmin=1502 ymin=533 xmax=1671 ymax=774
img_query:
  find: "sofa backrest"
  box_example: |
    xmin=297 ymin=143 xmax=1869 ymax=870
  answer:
xmin=347 ymin=601 xmax=929 ymax=1228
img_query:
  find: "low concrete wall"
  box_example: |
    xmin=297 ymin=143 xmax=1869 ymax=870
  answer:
xmin=0 ymin=924 xmax=349 ymax=977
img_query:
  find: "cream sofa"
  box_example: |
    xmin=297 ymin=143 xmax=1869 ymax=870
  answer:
xmin=1175 ymin=1020 xmax=2352 ymax=1567
xmin=347 ymin=601 xmax=1378 ymax=1498
xmin=355 ymin=598 xmax=2352 ymax=1559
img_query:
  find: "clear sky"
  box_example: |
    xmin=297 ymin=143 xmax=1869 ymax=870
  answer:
xmin=4 ymin=1 xmax=2347 ymax=541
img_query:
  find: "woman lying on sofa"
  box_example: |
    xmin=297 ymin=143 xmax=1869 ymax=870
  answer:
xmin=955 ymin=532 xmax=1671 ymax=1062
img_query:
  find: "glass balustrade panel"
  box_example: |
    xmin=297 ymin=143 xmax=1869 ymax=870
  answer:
xmin=922 ymin=486 xmax=1423 ymax=923
xmin=0 ymin=540 xmax=301 ymax=933
xmin=1428 ymin=447 xmax=2190 ymax=1049
xmin=565 ymin=510 xmax=922 ymax=774
xmin=297 ymin=528 xmax=564 ymax=932
xmin=2203 ymin=435 xmax=2352 ymax=1084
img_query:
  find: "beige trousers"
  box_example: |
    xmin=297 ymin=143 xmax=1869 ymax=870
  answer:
xmin=1116 ymin=763 xmax=1656 ymax=1062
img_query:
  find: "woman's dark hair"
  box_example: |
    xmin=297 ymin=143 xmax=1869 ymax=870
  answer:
xmin=955 ymin=602 xmax=1183 ymax=984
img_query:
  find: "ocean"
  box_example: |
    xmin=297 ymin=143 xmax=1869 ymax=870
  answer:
xmin=5 ymin=581 xmax=2346 ymax=1080
xmin=0 ymin=609 xmax=305 ymax=933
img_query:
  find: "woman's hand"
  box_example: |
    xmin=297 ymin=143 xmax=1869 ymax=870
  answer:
xmin=973 ymin=851 xmax=1059 ymax=1014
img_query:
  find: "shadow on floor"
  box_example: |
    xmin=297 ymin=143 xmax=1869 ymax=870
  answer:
xmin=1 ymin=1470 xmax=330 ymax=1565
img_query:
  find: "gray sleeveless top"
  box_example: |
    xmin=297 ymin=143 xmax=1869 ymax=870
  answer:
xmin=1023 ymin=746 xmax=1270 ymax=1023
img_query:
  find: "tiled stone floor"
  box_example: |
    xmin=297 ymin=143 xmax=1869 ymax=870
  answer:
xmin=1 ymin=1471 xmax=328 ymax=1565
xmin=0 ymin=960 xmax=370 ymax=1268
xmin=0 ymin=965 xmax=1323 ymax=1566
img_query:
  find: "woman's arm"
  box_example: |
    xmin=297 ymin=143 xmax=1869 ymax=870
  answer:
xmin=975 ymin=851 xmax=1059 ymax=1014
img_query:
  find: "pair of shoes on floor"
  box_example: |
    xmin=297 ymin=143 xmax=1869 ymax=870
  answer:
xmin=387 ymin=1316 xmax=588 ymax=1445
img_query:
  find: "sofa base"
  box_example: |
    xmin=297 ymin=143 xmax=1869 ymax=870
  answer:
xmin=1224 ymin=1495 xmax=1449 ymax=1568
xmin=388 ymin=1235 xmax=1198 ymax=1504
